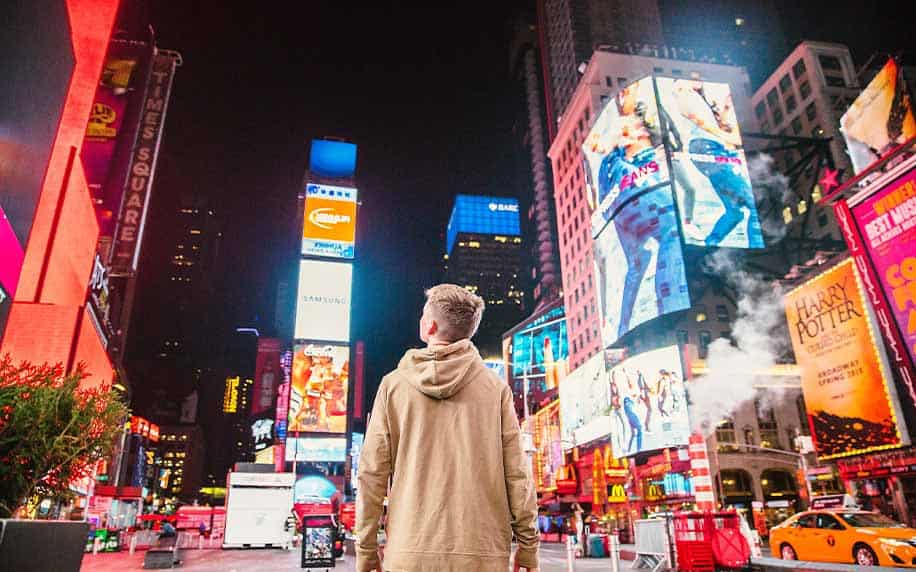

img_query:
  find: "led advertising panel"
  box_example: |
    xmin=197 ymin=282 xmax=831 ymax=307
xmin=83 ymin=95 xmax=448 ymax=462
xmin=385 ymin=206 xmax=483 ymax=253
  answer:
xmin=592 ymin=191 xmax=690 ymax=346
xmin=841 ymin=59 xmax=916 ymax=175
xmin=851 ymin=165 xmax=916 ymax=379
xmin=559 ymin=352 xmax=611 ymax=449
xmin=785 ymin=259 xmax=908 ymax=459
xmin=285 ymin=437 xmax=347 ymax=462
xmin=288 ymin=343 xmax=349 ymax=433
xmin=511 ymin=305 xmax=569 ymax=390
xmin=309 ymin=139 xmax=357 ymax=179
xmin=607 ymin=345 xmax=689 ymax=458
xmin=446 ymin=194 xmax=521 ymax=254
xmin=250 ymin=418 xmax=275 ymax=452
xmin=531 ymin=401 xmax=563 ymax=491
xmin=656 ymin=77 xmax=764 ymax=248
xmin=349 ymin=432 xmax=364 ymax=493
xmin=302 ymin=183 xmax=358 ymax=259
xmin=294 ymin=259 xmax=352 ymax=342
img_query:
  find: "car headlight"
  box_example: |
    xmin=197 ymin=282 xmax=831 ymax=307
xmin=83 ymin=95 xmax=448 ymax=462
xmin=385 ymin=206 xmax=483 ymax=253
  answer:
xmin=879 ymin=537 xmax=916 ymax=548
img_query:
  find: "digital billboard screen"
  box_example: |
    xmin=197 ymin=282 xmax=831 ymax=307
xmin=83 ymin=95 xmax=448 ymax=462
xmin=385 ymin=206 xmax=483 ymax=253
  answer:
xmin=841 ymin=59 xmax=915 ymax=175
xmin=656 ymin=77 xmax=764 ymax=248
xmin=607 ymin=345 xmax=689 ymax=458
xmin=511 ymin=305 xmax=569 ymax=389
xmin=784 ymin=259 xmax=907 ymax=459
xmin=583 ymin=78 xmax=690 ymax=346
xmin=302 ymin=183 xmax=357 ymax=259
xmin=288 ymin=343 xmax=349 ymax=434
xmin=559 ymin=352 xmax=611 ymax=449
xmin=285 ymin=437 xmax=347 ymax=462
xmin=309 ymin=139 xmax=357 ymax=179
xmin=530 ymin=401 xmax=562 ymax=491
xmin=851 ymin=165 xmax=916 ymax=382
xmin=446 ymin=194 xmax=521 ymax=254
xmin=294 ymin=259 xmax=352 ymax=342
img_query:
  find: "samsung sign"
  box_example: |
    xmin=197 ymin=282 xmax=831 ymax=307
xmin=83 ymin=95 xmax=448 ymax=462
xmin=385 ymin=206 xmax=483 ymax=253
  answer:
xmin=294 ymin=259 xmax=352 ymax=342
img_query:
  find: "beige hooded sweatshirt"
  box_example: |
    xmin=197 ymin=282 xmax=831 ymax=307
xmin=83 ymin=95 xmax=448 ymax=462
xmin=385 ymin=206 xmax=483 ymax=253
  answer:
xmin=356 ymin=339 xmax=539 ymax=572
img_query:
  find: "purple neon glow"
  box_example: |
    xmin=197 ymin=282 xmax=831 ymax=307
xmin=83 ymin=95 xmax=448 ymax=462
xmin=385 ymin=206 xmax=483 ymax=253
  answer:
xmin=0 ymin=205 xmax=24 ymax=297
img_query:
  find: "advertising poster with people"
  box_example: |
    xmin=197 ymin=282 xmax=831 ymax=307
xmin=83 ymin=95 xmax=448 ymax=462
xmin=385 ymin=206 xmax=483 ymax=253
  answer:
xmin=606 ymin=346 xmax=690 ymax=458
xmin=288 ymin=344 xmax=349 ymax=433
xmin=784 ymin=259 xmax=908 ymax=459
xmin=583 ymin=78 xmax=691 ymax=346
xmin=841 ymin=58 xmax=916 ymax=175
xmin=559 ymin=352 xmax=612 ymax=449
xmin=511 ymin=305 xmax=569 ymax=391
xmin=851 ymin=166 xmax=916 ymax=378
xmin=656 ymin=77 xmax=764 ymax=249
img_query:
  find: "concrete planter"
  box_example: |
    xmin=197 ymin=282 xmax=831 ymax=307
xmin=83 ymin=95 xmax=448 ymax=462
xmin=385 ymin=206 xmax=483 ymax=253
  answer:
xmin=0 ymin=519 xmax=89 ymax=572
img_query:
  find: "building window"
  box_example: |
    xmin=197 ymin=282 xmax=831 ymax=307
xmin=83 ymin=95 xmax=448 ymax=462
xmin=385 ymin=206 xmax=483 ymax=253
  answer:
xmin=766 ymin=88 xmax=779 ymax=109
xmin=812 ymin=125 xmax=825 ymax=137
xmin=716 ymin=305 xmax=729 ymax=322
xmin=799 ymin=80 xmax=811 ymax=100
xmin=792 ymin=58 xmax=807 ymax=79
xmin=818 ymin=54 xmax=842 ymax=71
xmin=676 ymin=330 xmax=689 ymax=345
xmin=605 ymin=76 xmax=613 ymax=87
xmin=825 ymin=75 xmax=846 ymax=88
xmin=818 ymin=212 xmax=829 ymax=227
xmin=672 ymin=69 xmax=683 ymax=76
xmin=805 ymin=101 xmax=817 ymax=121
xmin=785 ymin=94 xmax=797 ymax=113
xmin=796 ymin=395 xmax=809 ymax=434
xmin=790 ymin=116 xmax=802 ymax=135
xmin=742 ymin=425 xmax=755 ymax=445
xmin=755 ymin=399 xmax=781 ymax=450
xmin=797 ymin=199 xmax=807 ymax=215
xmin=716 ymin=419 xmax=739 ymax=452
xmin=653 ymin=66 xmax=664 ymax=73
xmin=698 ymin=331 xmax=712 ymax=358
xmin=760 ymin=120 xmax=770 ymax=132
xmin=755 ymin=100 xmax=767 ymax=120
xmin=772 ymin=108 xmax=784 ymax=125
xmin=779 ymin=73 xmax=792 ymax=94
xmin=617 ymin=77 xmax=627 ymax=86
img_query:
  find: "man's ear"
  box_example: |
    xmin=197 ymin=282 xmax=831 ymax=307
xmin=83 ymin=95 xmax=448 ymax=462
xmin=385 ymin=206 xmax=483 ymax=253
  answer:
xmin=428 ymin=318 xmax=439 ymax=336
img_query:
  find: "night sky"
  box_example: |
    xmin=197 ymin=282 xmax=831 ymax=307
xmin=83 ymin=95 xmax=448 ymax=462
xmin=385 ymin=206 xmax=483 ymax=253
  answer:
xmin=137 ymin=1 xmax=910 ymax=396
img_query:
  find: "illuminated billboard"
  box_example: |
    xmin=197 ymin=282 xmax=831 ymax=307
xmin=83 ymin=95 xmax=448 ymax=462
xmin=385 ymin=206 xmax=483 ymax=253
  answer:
xmin=288 ymin=343 xmax=349 ymax=434
xmin=851 ymin=165 xmax=916 ymax=378
xmin=841 ymin=59 xmax=916 ymax=175
xmin=656 ymin=78 xmax=764 ymax=248
xmin=583 ymin=78 xmax=690 ymax=345
xmin=294 ymin=259 xmax=352 ymax=342
xmin=302 ymin=183 xmax=357 ymax=259
xmin=309 ymin=139 xmax=357 ymax=179
xmin=446 ymin=194 xmax=521 ymax=254
xmin=559 ymin=352 xmax=611 ymax=449
xmin=607 ymin=345 xmax=689 ymax=458
xmin=511 ymin=305 xmax=569 ymax=390
xmin=530 ymin=401 xmax=563 ymax=491
xmin=285 ymin=437 xmax=347 ymax=462
xmin=785 ymin=259 xmax=908 ymax=459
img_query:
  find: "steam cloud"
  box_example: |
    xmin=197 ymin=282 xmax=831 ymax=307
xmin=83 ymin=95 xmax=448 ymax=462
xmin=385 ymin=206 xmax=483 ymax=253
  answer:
xmin=689 ymin=249 xmax=790 ymax=435
xmin=748 ymin=153 xmax=791 ymax=242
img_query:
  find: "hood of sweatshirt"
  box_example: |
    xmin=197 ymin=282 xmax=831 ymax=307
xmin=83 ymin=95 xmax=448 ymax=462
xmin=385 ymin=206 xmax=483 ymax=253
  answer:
xmin=396 ymin=339 xmax=482 ymax=399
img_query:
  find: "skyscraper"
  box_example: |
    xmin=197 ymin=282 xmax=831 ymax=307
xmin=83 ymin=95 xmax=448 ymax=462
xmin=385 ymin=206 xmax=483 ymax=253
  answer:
xmin=537 ymin=0 xmax=664 ymax=128
xmin=510 ymin=13 xmax=562 ymax=311
xmin=443 ymin=194 xmax=525 ymax=356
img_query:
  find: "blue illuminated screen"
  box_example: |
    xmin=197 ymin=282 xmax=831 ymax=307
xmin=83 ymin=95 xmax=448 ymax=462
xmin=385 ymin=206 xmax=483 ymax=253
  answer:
xmin=511 ymin=306 xmax=568 ymax=379
xmin=446 ymin=194 xmax=521 ymax=254
xmin=309 ymin=139 xmax=358 ymax=178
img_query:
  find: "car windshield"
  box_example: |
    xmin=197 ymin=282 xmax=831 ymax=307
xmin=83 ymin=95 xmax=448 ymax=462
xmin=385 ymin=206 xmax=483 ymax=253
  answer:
xmin=838 ymin=513 xmax=906 ymax=528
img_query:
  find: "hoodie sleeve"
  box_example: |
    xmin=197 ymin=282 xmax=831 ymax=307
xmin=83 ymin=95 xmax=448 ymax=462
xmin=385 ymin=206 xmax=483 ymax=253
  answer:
xmin=501 ymin=384 xmax=540 ymax=569
xmin=356 ymin=379 xmax=392 ymax=572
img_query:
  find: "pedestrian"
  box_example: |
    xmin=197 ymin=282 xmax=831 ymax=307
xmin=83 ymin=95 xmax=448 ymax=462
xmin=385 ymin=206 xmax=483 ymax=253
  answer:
xmin=356 ymin=284 xmax=540 ymax=572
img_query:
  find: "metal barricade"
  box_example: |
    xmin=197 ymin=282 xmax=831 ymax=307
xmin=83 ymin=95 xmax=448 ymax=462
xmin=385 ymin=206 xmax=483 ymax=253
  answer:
xmin=632 ymin=518 xmax=671 ymax=571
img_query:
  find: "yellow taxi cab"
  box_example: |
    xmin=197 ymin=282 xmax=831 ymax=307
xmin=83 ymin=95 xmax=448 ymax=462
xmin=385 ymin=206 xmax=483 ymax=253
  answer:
xmin=769 ymin=509 xmax=916 ymax=567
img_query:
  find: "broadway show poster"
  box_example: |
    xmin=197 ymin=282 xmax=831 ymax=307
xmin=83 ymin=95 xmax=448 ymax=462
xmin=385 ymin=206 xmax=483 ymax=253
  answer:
xmin=288 ymin=344 xmax=349 ymax=433
xmin=852 ymin=166 xmax=916 ymax=373
xmin=785 ymin=259 xmax=907 ymax=460
xmin=841 ymin=58 xmax=915 ymax=175
xmin=656 ymin=77 xmax=764 ymax=249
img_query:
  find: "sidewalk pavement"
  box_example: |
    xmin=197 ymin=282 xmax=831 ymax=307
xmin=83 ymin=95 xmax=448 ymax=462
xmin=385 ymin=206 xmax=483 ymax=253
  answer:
xmin=80 ymin=543 xmax=635 ymax=571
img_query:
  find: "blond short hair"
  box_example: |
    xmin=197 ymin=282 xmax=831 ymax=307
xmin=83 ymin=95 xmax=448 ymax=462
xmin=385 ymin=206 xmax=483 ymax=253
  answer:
xmin=425 ymin=284 xmax=485 ymax=342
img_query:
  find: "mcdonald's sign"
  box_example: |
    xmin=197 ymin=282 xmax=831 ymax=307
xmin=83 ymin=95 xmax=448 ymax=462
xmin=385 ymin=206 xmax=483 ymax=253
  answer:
xmin=608 ymin=484 xmax=627 ymax=503
xmin=646 ymin=483 xmax=663 ymax=501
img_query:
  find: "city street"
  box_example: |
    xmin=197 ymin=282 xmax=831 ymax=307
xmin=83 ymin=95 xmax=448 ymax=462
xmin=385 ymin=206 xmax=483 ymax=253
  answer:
xmin=80 ymin=543 xmax=629 ymax=571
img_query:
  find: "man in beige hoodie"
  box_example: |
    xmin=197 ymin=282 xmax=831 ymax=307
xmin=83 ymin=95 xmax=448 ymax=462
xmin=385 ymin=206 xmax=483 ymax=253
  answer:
xmin=356 ymin=284 xmax=540 ymax=572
